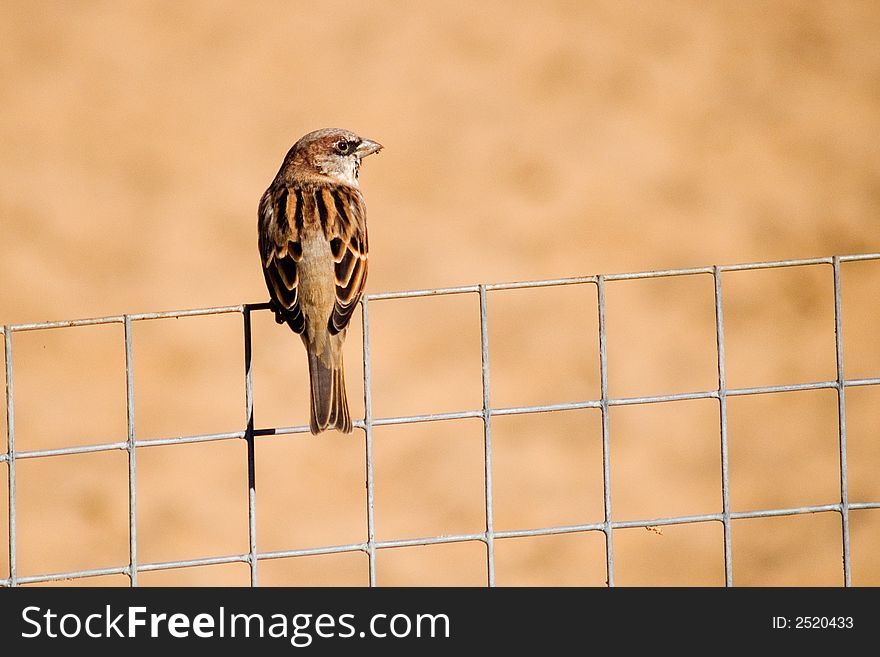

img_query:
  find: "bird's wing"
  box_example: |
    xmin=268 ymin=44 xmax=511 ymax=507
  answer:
xmin=318 ymin=186 xmax=369 ymax=334
xmin=259 ymin=184 xmax=368 ymax=335
xmin=258 ymin=185 xmax=306 ymax=333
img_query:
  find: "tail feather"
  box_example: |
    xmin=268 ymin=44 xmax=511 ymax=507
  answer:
xmin=307 ymin=350 xmax=352 ymax=435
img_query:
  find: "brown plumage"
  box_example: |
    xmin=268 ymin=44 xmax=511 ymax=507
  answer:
xmin=258 ymin=128 xmax=382 ymax=434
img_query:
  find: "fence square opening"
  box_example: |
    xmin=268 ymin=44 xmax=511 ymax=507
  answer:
xmin=850 ymin=509 xmax=880 ymax=586
xmin=487 ymin=283 xmax=599 ymax=409
xmin=16 ymin=450 xmax=128 ymax=577
xmin=137 ymin=561 xmax=249 ymax=586
xmin=132 ymin=313 xmax=243 ymax=439
xmin=258 ymin=552 xmax=368 ymax=586
xmin=250 ymin=308 xmax=310 ymax=430
xmin=723 ymin=265 xmax=836 ymax=389
xmin=137 ymin=440 xmax=248 ymax=564
xmin=376 ymin=541 xmax=487 ymax=586
xmin=250 ymin=308 xmax=365 ymax=432
xmin=844 ymin=386 xmax=880 ymax=502
xmin=611 ymin=399 xmax=721 ymax=519
xmin=369 ymin=295 xmax=481 ymax=419
xmin=494 ymin=531 xmax=606 ymax=586
xmin=255 ymin=432 xmax=366 ymax=552
xmin=613 ymin=522 xmax=724 ymax=586
xmin=11 ymin=324 xmax=126 ymax=451
xmin=731 ymin=513 xmax=843 ymax=586
xmin=373 ymin=419 xmax=485 ymax=542
xmin=605 ymin=274 xmax=718 ymax=399
xmin=728 ymin=389 xmax=840 ymax=511
xmin=841 ymin=259 xmax=880 ymax=379
xmin=492 ymin=409 xmax=603 ymax=530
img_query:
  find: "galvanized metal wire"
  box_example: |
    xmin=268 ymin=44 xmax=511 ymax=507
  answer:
xmin=3 ymin=252 xmax=880 ymax=587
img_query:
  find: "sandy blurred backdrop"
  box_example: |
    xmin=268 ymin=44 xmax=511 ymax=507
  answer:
xmin=1 ymin=1 xmax=878 ymax=586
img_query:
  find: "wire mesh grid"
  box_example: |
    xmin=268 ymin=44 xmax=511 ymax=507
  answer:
xmin=2 ymin=252 xmax=880 ymax=587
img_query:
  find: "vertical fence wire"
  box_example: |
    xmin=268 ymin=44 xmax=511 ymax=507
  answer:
xmin=361 ymin=299 xmax=378 ymax=586
xmin=831 ymin=257 xmax=851 ymax=586
xmin=4 ymin=329 xmax=15 ymax=586
xmin=596 ymin=276 xmax=615 ymax=587
xmin=712 ymin=267 xmax=733 ymax=586
xmin=244 ymin=307 xmax=258 ymax=587
xmin=478 ymin=285 xmax=496 ymax=586
xmin=124 ymin=316 xmax=138 ymax=586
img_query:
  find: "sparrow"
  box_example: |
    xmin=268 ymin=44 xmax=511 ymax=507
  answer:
xmin=258 ymin=128 xmax=382 ymax=434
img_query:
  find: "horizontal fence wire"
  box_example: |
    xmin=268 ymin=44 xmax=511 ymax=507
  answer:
xmin=2 ymin=252 xmax=880 ymax=586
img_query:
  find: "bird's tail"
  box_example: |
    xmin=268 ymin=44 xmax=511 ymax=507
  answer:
xmin=307 ymin=348 xmax=352 ymax=435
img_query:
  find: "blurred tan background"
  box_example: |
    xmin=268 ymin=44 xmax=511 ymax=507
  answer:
xmin=1 ymin=0 xmax=878 ymax=586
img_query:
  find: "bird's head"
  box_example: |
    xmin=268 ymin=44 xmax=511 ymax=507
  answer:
xmin=282 ymin=128 xmax=382 ymax=187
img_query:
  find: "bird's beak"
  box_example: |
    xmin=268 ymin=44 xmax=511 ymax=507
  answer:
xmin=355 ymin=139 xmax=383 ymax=157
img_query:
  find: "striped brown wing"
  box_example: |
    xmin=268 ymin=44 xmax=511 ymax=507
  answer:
xmin=316 ymin=186 xmax=369 ymax=334
xmin=258 ymin=185 xmax=306 ymax=333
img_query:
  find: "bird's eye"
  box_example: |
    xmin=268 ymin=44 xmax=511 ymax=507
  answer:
xmin=335 ymin=140 xmax=351 ymax=154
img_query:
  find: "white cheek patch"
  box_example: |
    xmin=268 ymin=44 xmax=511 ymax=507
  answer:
xmin=338 ymin=158 xmax=360 ymax=186
xmin=317 ymin=154 xmax=360 ymax=187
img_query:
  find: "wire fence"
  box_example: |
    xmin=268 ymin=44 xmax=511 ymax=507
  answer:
xmin=2 ymin=252 xmax=880 ymax=587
